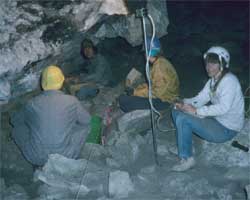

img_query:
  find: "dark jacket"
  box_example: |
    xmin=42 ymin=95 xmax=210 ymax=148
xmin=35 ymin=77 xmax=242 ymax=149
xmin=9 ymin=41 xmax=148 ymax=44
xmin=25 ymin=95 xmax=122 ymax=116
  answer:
xmin=82 ymin=54 xmax=113 ymax=86
xmin=11 ymin=90 xmax=91 ymax=166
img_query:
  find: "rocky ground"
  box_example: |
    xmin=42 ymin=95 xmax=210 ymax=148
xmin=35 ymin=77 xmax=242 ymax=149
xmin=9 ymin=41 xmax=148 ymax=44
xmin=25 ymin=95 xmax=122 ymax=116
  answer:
xmin=1 ymin=80 xmax=249 ymax=199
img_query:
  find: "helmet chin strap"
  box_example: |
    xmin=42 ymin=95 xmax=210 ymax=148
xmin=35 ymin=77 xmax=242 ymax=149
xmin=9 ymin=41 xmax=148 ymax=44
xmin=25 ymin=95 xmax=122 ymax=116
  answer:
xmin=218 ymin=55 xmax=224 ymax=75
xmin=214 ymin=68 xmax=223 ymax=80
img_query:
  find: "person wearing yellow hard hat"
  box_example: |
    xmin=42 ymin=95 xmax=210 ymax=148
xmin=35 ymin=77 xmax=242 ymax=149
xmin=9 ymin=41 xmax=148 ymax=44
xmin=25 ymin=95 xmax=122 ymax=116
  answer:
xmin=11 ymin=65 xmax=91 ymax=167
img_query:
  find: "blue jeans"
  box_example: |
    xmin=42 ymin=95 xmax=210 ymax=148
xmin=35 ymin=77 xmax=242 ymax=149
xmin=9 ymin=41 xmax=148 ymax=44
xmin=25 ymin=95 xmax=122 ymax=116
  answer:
xmin=172 ymin=109 xmax=237 ymax=159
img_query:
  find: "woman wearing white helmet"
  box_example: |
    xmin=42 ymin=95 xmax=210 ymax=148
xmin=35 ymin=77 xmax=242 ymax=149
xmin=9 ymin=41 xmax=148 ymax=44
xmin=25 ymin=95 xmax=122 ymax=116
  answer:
xmin=171 ymin=46 xmax=245 ymax=172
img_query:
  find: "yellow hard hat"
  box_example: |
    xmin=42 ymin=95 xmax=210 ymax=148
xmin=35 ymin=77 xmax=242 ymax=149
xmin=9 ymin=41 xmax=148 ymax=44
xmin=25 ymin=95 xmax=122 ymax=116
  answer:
xmin=41 ymin=65 xmax=65 ymax=90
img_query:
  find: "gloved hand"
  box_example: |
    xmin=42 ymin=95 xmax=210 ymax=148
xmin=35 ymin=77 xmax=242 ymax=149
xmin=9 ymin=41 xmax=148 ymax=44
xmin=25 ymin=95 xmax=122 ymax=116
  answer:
xmin=125 ymin=87 xmax=134 ymax=96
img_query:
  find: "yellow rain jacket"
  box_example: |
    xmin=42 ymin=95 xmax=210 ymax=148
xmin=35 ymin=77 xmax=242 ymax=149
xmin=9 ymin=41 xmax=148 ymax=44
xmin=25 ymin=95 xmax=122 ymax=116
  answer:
xmin=133 ymin=56 xmax=179 ymax=103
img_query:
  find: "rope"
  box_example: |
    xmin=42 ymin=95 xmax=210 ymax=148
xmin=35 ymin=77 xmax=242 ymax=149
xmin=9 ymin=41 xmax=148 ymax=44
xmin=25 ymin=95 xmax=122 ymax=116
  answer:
xmin=244 ymin=86 xmax=250 ymax=117
xmin=144 ymin=15 xmax=176 ymax=137
xmin=75 ymin=144 xmax=95 ymax=200
xmin=155 ymin=107 xmax=176 ymax=132
xmin=145 ymin=15 xmax=161 ymax=117
xmin=142 ymin=14 xmax=159 ymax=165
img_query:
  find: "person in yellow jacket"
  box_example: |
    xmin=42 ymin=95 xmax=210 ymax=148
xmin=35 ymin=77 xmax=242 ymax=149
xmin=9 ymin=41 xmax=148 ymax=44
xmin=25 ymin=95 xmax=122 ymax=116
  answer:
xmin=119 ymin=36 xmax=179 ymax=112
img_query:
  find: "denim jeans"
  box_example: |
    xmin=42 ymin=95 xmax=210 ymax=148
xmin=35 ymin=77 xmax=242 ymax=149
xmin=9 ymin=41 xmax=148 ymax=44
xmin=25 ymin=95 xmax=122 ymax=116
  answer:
xmin=172 ymin=109 xmax=237 ymax=159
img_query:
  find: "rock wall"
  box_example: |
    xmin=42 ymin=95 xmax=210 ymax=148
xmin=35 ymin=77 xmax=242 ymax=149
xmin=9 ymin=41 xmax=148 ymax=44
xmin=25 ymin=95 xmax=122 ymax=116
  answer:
xmin=94 ymin=1 xmax=169 ymax=46
xmin=0 ymin=0 xmax=169 ymax=102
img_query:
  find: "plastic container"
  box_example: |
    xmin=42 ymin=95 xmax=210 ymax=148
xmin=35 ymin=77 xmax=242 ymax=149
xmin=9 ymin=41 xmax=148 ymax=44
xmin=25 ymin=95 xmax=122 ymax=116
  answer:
xmin=86 ymin=115 xmax=102 ymax=144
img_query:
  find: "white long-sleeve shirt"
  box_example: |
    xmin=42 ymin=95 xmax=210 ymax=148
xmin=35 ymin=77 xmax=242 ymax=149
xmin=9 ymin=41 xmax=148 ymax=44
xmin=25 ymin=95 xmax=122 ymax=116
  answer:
xmin=184 ymin=73 xmax=245 ymax=131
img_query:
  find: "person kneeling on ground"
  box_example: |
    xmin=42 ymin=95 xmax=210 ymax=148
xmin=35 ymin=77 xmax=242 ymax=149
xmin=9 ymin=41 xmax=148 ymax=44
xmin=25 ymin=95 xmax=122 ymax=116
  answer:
xmin=80 ymin=38 xmax=113 ymax=86
xmin=118 ymin=36 xmax=180 ymax=112
xmin=11 ymin=65 xmax=91 ymax=167
xmin=69 ymin=38 xmax=114 ymax=100
xmin=171 ymin=46 xmax=245 ymax=172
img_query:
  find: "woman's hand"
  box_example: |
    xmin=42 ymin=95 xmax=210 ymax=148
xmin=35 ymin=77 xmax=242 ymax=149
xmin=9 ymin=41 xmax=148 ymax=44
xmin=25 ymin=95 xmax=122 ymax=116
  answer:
xmin=181 ymin=104 xmax=197 ymax=115
xmin=174 ymin=99 xmax=196 ymax=115
xmin=175 ymin=102 xmax=185 ymax=110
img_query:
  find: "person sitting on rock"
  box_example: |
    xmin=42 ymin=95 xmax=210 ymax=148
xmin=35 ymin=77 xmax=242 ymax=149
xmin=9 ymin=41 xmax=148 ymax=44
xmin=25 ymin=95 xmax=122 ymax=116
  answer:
xmin=80 ymin=38 xmax=113 ymax=86
xmin=171 ymin=46 xmax=245 ymax=172
xmin=11 ymin=65 xmax=91 ymax=167
xmin=118 ymin=36 xmax=180 ymax=112
xmin=69 ymin=38 xmax=114 ymax=100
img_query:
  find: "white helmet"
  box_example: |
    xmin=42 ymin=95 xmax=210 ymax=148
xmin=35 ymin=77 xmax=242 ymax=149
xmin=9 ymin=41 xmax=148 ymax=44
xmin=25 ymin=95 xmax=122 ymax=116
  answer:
xmin=204 ymin=46 xmax=230 ymax=68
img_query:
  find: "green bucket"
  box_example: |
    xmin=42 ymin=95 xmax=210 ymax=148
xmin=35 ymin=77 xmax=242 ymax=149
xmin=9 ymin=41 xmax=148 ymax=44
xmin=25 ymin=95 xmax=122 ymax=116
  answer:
xmin=86 ymin=115 xmax=102 ymax=144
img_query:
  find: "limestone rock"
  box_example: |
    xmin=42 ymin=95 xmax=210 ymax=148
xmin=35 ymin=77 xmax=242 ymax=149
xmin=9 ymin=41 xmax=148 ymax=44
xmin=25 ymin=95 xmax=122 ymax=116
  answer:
xmin=109 ymin=170 xmax=134 ymax=198
xmin=201 ymin=119 xmax=250 ymax=167
xmin=117 ymin=110 xmax=151 ymax=133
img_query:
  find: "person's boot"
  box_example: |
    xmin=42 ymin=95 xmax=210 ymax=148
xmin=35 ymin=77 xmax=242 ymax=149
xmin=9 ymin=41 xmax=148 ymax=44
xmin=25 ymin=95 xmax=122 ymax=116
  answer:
xmin=172 ymin=157 xmax=195 ymax=172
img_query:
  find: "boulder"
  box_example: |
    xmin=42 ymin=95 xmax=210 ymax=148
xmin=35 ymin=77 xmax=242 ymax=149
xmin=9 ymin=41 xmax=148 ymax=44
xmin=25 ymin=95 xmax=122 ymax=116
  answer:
xmin=117 ymin=110 xmax=151 ymax=133
xmin=109 ymin=170 xmax=134 ymax=198
xmin=201 ymin=119 xmax=250 ymax=167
